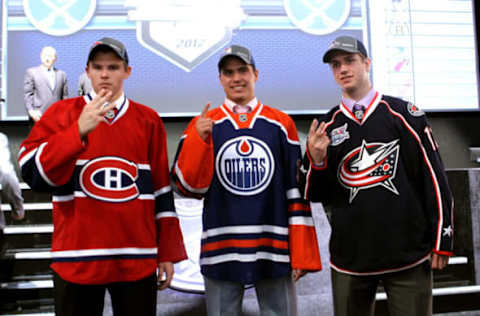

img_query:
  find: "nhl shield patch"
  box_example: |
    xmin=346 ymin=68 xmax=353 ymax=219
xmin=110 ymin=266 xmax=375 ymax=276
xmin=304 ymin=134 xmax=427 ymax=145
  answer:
xmin=407 ymin=102 xmax=425 ymax=117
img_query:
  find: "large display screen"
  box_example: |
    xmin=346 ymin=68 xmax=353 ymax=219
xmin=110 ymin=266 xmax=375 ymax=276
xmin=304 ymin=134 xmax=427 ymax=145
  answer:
xmin=1 ymin=0 xmax=478 ymax=120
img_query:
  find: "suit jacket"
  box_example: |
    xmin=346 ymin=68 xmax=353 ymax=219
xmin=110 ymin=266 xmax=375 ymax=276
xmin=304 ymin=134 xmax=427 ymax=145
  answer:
xmin=77 ymin=72 xmax=92 ymax=96
xmin=24 ymin=65 xmax=68 ymax=115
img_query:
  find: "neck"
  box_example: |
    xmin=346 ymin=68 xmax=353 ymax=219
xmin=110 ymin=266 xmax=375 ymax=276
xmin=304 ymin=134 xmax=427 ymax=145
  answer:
xmin=343 ymin=82 xmax=372 ymax=101
xmin=231 ymin=96 xmax=255 ymax=106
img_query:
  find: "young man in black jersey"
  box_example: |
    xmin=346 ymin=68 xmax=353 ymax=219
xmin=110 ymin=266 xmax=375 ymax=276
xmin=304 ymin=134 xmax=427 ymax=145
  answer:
xmin=300 ymin=35 xmax=453 ymax=316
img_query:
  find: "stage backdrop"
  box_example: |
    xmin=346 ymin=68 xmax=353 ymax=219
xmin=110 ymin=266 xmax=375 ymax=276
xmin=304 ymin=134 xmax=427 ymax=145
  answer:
xmin=1 ymin=0 xmax=478 ymax=120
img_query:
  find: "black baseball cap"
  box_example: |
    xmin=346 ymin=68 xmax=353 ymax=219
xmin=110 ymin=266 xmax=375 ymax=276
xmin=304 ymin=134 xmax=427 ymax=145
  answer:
xmin=323 ymin=36 xmax=368 ymax=63
xmin=218 ymin=45 xmax=255 ymax=71
xmin=87 ymin=37 xmax=129 ymax=65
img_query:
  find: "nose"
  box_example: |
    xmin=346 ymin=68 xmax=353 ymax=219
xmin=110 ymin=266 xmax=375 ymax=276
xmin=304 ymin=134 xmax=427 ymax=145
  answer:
xmin=232 ymin=71 xmax=242 ymax=81
xmin=338 ymin=62 xmax=349 ymax=74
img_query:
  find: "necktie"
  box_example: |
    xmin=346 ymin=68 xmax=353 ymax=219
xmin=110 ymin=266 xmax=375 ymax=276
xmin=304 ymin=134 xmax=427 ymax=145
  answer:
xmin=233 ymin=105 xmax=252 ymax=114
xmin=353 ymin=103 xmax=365 ymax=120
xmin=47 ymin=69 xmax=55 ymax=90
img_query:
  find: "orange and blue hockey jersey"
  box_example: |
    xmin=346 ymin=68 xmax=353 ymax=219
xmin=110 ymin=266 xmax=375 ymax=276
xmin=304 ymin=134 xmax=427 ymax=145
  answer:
xmin=171 ymin=102 xmax=321 ymax=284
xmin=18 ymin=94 xmax=187 ymax=284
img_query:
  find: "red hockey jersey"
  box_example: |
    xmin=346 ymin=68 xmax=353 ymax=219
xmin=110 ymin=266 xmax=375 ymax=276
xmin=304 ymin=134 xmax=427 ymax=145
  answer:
xmin=18 ymin=95 xmax=187 ymax=284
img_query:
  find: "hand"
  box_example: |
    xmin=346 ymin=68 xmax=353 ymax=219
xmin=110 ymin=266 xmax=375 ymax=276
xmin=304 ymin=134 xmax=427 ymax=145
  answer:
xmin=307 ymin=119 xmax=330 ymax=165
xmin=77 ymin=89 xmax=114 ymax=140
xmin=157 ymin=261 xmax=174 ymax=290
xmin=195 ymin=103 xmax=214 ymax=141
xmin=11 ymin=210 xmax=25 ymax=221
xmin=431 ymin=253 xmax=449 ymax=270
xmin=292 ymin=269 xmax=307 ymax=282
xmin=28 ymin=109 xmax=42 ymax=122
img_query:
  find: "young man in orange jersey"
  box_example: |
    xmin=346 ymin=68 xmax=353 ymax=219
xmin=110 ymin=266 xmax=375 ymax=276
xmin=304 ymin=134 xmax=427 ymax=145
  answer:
xmin=18 ymin=37 xmax=187 ymax=316
xmin=171 ymin=44 xmax=322 ymax=316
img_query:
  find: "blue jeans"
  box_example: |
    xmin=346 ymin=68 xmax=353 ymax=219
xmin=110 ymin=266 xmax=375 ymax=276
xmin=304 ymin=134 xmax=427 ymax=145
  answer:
xmin=204 ymin=274 xmax=297 ymax=316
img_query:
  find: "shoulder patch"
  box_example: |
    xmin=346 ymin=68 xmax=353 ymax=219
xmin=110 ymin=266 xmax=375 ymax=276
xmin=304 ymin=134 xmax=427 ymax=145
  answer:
xmin=407 ymin=102 xmax=424 ymax=117
xmin=330 ymin=123 xmax=350 ymax=146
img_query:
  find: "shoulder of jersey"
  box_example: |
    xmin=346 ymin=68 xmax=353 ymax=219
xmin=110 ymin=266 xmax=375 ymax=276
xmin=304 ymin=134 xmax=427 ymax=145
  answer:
xmin=205 ymin=106 xmax=228 ymax=120
xmin=129 ymin=100 xmax=165 ymax=120
xmin=258 ymin=104 xmax=294 ymax=126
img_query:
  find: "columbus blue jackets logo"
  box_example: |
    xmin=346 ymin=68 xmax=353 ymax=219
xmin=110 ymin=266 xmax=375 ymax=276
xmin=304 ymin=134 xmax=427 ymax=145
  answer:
xmin=338 ymin=140 xmax=400 ymax=203
xmin=80 ymin=157 xmax=139 ymax=202
xmin=216 ymin=136 xmax=274 ymax=196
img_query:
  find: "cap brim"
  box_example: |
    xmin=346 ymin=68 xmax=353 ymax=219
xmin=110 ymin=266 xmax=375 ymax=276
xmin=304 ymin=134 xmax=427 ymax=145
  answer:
xmin=218 ymin=54 xmax=251 ymax=69
xmin=88 ymin=44 xmax=125 ymax=64
xmin=322 ymin=48 xmax=364 ymax=63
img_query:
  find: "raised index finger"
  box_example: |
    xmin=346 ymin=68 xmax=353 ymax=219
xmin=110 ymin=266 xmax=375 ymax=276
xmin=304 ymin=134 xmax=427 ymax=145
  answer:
xmin=200 ymin=102 xmax=211 ymax=118
xmin=308 ymin=119 xmax=319 ymax=137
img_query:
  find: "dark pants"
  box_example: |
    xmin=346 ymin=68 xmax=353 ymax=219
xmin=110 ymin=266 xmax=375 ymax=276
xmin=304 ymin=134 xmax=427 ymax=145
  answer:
xmin=332 ymin=261 xmax=433 ymax=316
xmin=53 ymin=272 xmax=157 ymax=316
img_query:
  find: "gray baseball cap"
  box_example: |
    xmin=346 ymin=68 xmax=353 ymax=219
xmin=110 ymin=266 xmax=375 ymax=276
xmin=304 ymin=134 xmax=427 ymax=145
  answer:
xmin=87 ymin=37 xmax=129 ymax=65
xmin=323 ymin=36 xmax=368 ymax=63
xmin=218 ymin=45 xmax=256 ymax=71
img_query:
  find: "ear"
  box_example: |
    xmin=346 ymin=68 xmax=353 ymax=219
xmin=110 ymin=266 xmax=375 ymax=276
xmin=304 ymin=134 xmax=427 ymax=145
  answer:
xmin=124 ymin=66 xmax=132 ymax=79
xmin=254 ymin=69 xmax=259 ymax=83
xmin=365 ymin=57 xmax=371 ymax=72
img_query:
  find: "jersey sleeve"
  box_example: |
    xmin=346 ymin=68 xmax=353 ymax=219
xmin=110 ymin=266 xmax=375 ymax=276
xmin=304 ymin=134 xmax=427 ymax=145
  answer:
xmin=398 ymin=104 xmax=454 ymax=256
xmin=298 ymin=115 xmax=335 ymax=204
xmin=282 ymin=114 xmax=322 ymax=271
xmin=17 ymin=101 xmax=86 ymax=192
xmin=171 ymin=116 xmax=214 ymax=198
xmin=149 ymin=115 xmax=187 ymax=263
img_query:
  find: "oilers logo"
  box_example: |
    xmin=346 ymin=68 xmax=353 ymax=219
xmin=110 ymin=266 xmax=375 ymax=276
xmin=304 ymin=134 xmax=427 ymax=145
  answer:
xmin=216 ymin=136 xmax=275 ymax=196
xmin=79 ymin=157 xmax=139 ymax=202
xmin=338 ymin=140 xmax=400 ymax=203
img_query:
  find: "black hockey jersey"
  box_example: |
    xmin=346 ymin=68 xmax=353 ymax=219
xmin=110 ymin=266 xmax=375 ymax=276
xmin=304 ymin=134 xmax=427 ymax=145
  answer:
xmin=300 ymin=92 xmax=453 ymax=275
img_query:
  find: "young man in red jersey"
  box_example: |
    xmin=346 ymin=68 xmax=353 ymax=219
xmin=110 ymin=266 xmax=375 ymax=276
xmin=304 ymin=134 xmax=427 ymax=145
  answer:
xmin=18 ymin=37 xmax=187 ymax=316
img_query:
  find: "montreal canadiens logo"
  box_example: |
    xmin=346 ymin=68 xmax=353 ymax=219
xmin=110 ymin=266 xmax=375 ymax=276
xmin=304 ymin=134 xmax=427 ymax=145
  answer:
xmin=338 ymin=140 xmax=400 ymax=203
xmin=80 ymin=156 xmax=139 ymax=202
xmin=216 ymin=136 xmax=275 ymax=196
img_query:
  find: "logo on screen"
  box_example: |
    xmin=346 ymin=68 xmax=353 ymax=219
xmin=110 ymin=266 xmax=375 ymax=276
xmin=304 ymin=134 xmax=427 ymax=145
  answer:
xmin=283 ymin=0 xmax=351 ymax=35
xmin=216 ymin=136 xmax=275 ymax=196
xmin=23 ymin=0 xmax=96 ymax=36
xmin=125 ymin=0 xmax=246 ymax=72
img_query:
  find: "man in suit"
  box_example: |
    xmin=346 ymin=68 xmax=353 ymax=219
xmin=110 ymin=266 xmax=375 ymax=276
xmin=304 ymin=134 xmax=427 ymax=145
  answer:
xmin=24 ymin=46 xmax=68 ymax=123
xmin=77 ymin=71 xmax=92 ymax=96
